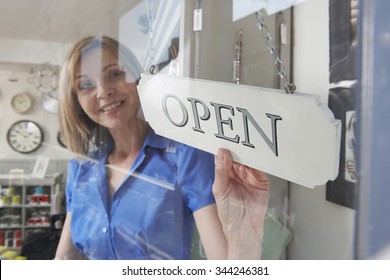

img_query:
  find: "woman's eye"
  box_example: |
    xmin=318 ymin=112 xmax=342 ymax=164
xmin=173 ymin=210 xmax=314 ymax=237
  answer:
xmin=108 ymin=70 xmax=124 ymax=80
xmin=78 ymin=80 xmax=95 ymax=90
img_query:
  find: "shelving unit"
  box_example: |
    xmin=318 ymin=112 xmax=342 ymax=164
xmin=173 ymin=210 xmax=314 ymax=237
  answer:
xmin=0 ymin=172 xmax=63 ymax=250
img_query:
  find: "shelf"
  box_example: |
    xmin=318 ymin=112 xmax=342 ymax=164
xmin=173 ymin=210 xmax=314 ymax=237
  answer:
xmin=25 ymin=204 xmax=51 ymax=208
xmin=0 ymin=173 xmax=62 ymax=186
xmin=0 ymin=205 xmax=23 ymax=209
xmin=0 ymin=172 xmax=63 ymax=247
xmin=25 ymin=225 xmax=50 ymax=229
xmin=0 ymin=225 xmax=22 ymax=229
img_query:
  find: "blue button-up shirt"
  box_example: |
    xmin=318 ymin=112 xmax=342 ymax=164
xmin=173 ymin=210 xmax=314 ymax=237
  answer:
xmin=66 ymin=129 xmax=215 ymax=259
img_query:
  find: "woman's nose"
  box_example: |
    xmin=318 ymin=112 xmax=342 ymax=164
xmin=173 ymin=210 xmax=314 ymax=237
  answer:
xmin=96 ymin=80 xmax=113 ymax=98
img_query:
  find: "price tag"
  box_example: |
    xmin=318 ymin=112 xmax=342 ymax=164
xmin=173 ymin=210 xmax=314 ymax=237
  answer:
xmin=281 ymin=23 xmax=287 ymax=45
xmin=193 ymin=9 xmax=203 ymax=31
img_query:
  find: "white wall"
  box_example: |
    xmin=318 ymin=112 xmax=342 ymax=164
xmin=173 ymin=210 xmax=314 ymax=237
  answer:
xmin=287 ymin=0 xmax=355 ymax=259
xmin=0 ymin=38 xmax=71 ymax=66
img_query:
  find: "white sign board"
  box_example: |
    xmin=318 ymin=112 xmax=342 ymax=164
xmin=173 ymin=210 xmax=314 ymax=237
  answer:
xmin=138 ymin=74 xmax=341 ymax=188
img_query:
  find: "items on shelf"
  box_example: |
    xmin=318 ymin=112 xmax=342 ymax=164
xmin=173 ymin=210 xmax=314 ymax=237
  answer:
xmin=0 ymin=186 xmax=22 ymax=206
xmin=27 ymin=186 xmax=50 ymax=206
xmin=27 ymin=210 xmax=50 ymax=227
xmin=0 ymin=229 xmax=22 ymax=249
xmin=0 ymin=214 xmax=21 ymax=228
xmin=0 ymin=172 xmax=63 ymax=252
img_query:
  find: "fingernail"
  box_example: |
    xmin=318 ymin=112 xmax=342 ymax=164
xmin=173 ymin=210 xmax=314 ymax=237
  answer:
xmin=217 ymin=149 xmax=224 ymax=161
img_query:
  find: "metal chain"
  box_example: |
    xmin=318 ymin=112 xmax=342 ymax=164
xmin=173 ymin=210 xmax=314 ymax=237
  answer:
xmin=256 ymin=10 xmax=296 ymax=93
xmin=146 ymin=0 xmax=156 ymax=73
xmin=234 ymin=29 xmax=243 ymax=84
xmin=194 ymin=0 xmax=201 ymax=79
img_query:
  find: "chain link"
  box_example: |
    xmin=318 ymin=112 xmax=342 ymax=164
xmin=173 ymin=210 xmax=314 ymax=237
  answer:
xmin=194 ymin=0 xmax=201 ymax=79
xmin=146 ymin=0 xmax=156 ymax=73
xmin=256 ymin=10 xmax=296 ymax=93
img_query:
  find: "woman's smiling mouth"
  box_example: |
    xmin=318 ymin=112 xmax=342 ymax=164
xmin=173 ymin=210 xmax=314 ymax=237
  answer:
xmin=101 ymin=101 xmax=123 ymax=112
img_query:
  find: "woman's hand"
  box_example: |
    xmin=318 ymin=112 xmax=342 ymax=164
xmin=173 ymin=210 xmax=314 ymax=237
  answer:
xmin=212 ymin=148 xmax=270 ymax=259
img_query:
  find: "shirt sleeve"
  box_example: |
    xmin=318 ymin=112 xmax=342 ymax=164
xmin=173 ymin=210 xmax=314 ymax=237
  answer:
xmin=177 ymin=145 xmax=216 ymax=213
xmin=65 ymin=159 xmax=79 ymax=213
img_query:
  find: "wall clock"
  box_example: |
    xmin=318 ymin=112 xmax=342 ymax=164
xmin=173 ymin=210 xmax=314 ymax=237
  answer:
xmin=57 ymin=131 xmax=67 ymax=148
xmin=42 ymin=91 xmax=58 ymax=114
xmin=7 ymin=120 xmax=44 ymax=154
xmin=11 ymin=91 xmax=34 ymax=114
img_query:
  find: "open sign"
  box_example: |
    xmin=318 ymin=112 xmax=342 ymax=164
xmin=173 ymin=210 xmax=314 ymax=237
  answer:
xmin=138 ymin=74 xmax=341 ymax=188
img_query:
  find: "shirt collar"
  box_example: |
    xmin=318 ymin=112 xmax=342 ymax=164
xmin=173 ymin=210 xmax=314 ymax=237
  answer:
xmin=143 ymin=127 xmax=171 ymax=150
xmin=89 ymin=127 xmax=170 ymax=162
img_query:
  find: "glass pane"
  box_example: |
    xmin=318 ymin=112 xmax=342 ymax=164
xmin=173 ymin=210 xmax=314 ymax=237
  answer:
xmin=0 ymin=0 xmax=365 ymax=261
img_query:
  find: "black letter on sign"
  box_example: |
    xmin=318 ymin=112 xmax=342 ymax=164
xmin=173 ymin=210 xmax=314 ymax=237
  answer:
xmin=237 ymin=108 xmax=282 ymax=156
xmin=162 ymin=94 xmax=188 ymax=127
xmin=187 ymin=97 xmax=210 ymax=133
xmin=210 ymin=102 xmax=239 ymax=143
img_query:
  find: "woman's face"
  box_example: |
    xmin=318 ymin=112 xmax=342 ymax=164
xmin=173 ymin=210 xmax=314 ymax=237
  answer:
xmin=74 ymin=47 xmax=140 ymax=132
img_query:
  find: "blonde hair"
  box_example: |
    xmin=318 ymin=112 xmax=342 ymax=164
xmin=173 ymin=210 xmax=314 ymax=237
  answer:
xmin=58 ymin=36 xmax=144 ymax=157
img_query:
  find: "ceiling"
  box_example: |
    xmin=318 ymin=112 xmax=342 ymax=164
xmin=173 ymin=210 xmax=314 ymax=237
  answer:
xmin=0 ymin=0 xmax=141 ymax=43
xmin=0 ymin=0 xmax=178 ymax=69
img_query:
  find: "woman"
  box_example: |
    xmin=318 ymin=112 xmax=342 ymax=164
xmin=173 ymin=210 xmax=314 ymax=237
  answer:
xmin=55 ymin=36 xmax=269 ymax=260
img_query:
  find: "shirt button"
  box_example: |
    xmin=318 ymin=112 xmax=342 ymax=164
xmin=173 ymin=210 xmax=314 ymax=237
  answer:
xmin=102 ymin=227 xmax=107 ymax=233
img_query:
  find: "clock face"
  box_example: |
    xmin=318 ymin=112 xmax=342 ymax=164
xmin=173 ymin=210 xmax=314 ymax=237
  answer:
xmin=11 ymin=92 xmax=33 ymax=114
xmin=7 ymin=120 xmax=44 ymax=154
xmin=42 ymin=91 xmax=58 ymax=114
